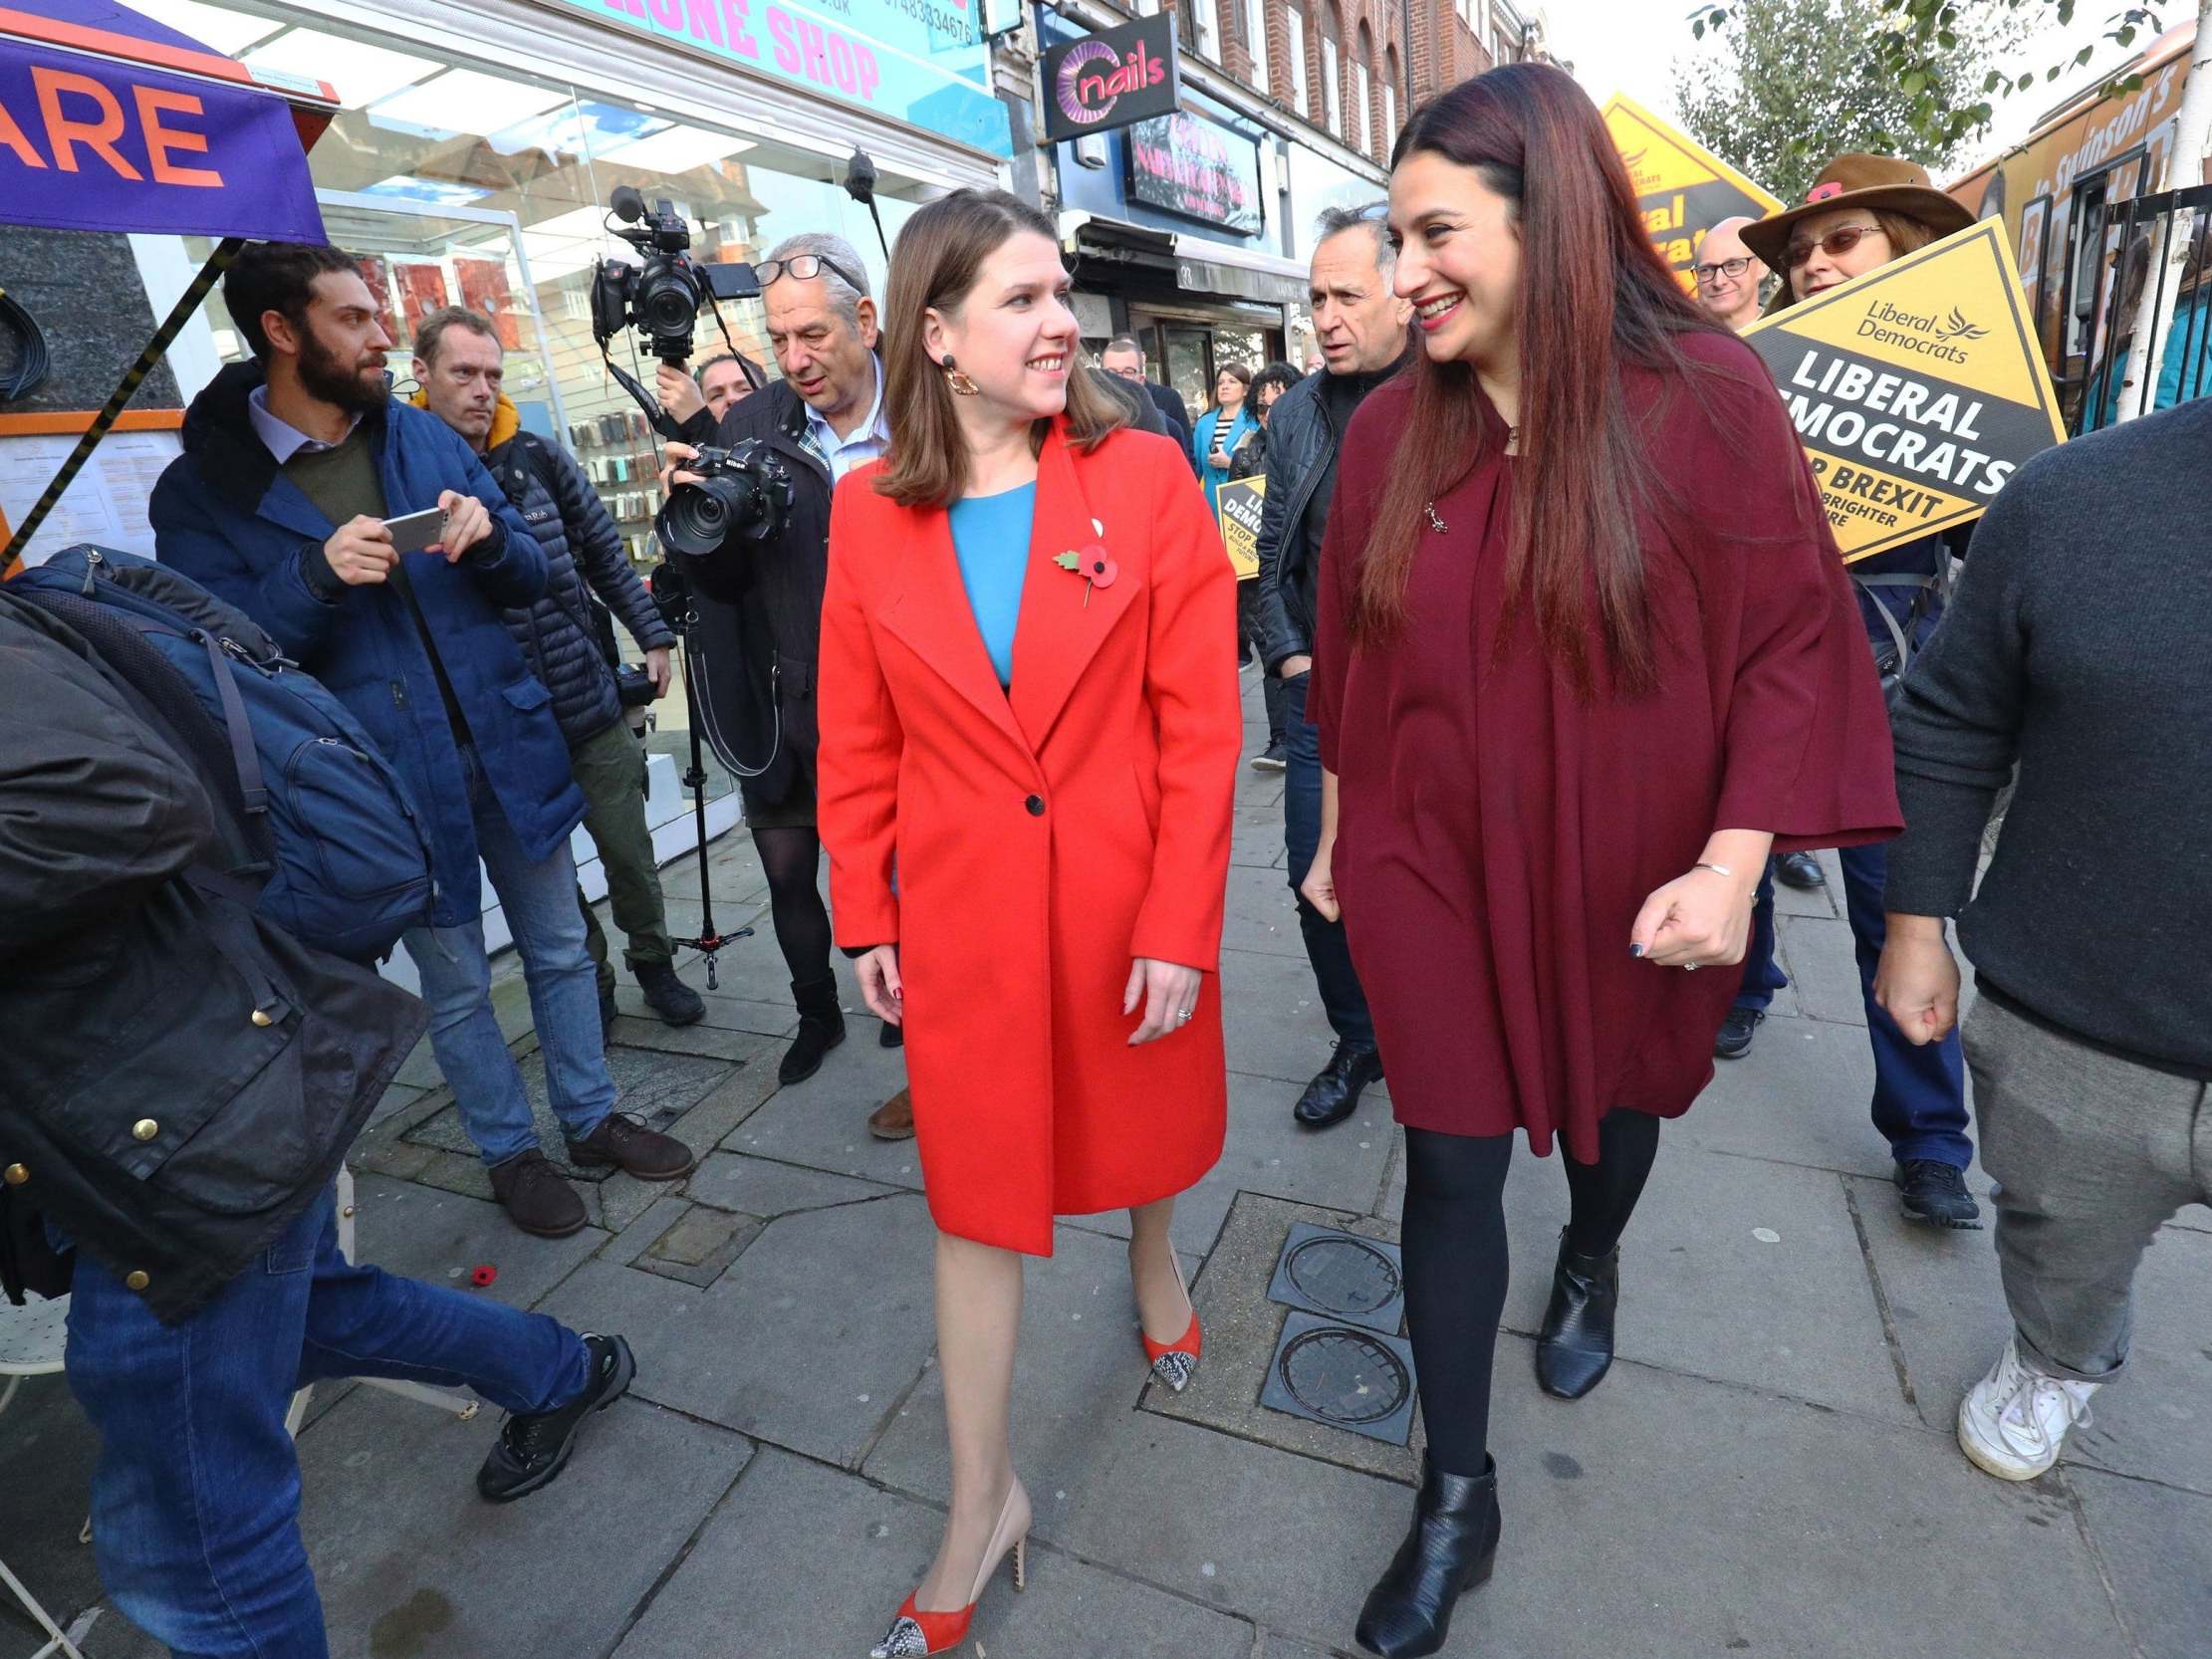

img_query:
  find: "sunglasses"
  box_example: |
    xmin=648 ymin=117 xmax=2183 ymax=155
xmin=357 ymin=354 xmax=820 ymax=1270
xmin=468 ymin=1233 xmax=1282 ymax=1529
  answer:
xmin=1692 ymin=256 xmax=1755 ymax=284
xmin=1785 ymin=223 xmax=1886 ymax=269
xmin=755 ymin=252 xmax=865 ymax=293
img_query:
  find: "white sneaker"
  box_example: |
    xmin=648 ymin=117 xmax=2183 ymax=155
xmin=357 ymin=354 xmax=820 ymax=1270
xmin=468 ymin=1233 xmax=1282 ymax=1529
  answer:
xmin=1956 ymin=1336 xmax=2099 ymax=1481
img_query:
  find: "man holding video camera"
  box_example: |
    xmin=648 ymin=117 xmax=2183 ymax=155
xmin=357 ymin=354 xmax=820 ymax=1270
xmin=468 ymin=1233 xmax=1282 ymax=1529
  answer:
xmin=653 ymin=232 xmax=911 ymax=1135
xmin=410 ymin=304 xmax=706 ymax=1038
xmin=152 ymin=242 xmax=696 ymax=1241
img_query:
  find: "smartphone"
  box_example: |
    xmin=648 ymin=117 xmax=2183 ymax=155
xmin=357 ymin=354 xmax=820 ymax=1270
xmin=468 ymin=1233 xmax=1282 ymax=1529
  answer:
xmin=384 ymin=506 xmax=448 ymax=555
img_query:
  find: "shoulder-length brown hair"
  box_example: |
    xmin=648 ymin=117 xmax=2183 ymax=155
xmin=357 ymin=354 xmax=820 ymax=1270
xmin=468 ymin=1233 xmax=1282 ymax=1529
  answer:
xmin=874 ymin=188 xmax=1127 ymax=508
xmin=1762 ymin=210 xmax=1938 ymax=317
xmin=1356 ymin=63 xmax=1727 ymax=698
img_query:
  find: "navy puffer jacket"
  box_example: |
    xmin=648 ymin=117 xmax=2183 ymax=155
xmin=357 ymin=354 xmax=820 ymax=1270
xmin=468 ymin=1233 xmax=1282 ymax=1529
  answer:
xmin=477 ymin=409 xmax=674 ymax=749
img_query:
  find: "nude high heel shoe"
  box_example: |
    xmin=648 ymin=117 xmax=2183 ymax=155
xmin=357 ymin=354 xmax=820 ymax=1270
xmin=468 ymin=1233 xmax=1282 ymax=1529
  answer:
xmin=867 ymin=1479 xmax=1030 ymax=1657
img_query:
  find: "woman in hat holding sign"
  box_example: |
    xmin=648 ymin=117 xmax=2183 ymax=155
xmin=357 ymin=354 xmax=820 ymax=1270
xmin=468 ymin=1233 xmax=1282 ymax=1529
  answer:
xmin=1740 ymin=156 xmax=1986 ymax=1234
xmin=1299 ymin=68 xmax=1899 ymax=1656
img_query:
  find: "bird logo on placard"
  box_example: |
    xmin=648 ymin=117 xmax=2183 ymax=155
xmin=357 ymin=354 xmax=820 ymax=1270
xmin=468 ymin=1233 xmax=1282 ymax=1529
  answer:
xmin=1936 ymin=308 xmax=1990 ymax=343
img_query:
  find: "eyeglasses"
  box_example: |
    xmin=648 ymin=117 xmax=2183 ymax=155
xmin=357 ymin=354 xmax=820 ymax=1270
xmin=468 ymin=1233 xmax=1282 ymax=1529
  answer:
xmin=1692 ymin=256 xmax=1755 ymax=285
xmin=755 ymin=252 xmax=865 ymax=293
xmin=1784 ymin=224 xmax=1886 ymax=269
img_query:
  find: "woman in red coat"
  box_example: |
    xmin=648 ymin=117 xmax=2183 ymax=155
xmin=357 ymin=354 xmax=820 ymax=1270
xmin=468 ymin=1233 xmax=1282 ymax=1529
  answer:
xmin=816 ymin=189 xmax=1241 ymax=1658
xmin=1300 ymin=68 xmax=1900 ymax=1657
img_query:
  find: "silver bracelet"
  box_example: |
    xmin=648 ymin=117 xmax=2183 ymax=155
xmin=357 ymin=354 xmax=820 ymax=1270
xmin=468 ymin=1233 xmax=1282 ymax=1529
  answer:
xmin=1694 ymin=861 xmax=1734 ymax=879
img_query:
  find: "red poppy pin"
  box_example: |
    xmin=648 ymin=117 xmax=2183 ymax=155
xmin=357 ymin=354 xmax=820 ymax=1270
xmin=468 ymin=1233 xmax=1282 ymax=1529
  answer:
xmin=1053 ymin=541 xmax=1117 ymax=606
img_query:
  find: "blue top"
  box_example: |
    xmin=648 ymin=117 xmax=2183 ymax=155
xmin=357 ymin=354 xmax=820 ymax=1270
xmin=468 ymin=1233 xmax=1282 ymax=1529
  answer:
xmin=948 ymin=482 xmax=1037 ymax=687
xmin=1192 ymin=406 xmax=1256 ymax=516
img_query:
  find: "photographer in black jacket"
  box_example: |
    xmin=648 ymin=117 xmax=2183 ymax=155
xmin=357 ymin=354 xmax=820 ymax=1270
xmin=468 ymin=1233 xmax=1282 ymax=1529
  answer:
xmin=654 ymin=232 xmax=910 ymax=1135
xmin=0 ymin=586 xmax=631 ymax=1659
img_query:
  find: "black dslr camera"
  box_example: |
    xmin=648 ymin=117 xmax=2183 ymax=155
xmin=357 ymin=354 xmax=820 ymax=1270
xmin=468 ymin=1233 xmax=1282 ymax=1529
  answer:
xmin=654 ymin=438 xmax=795 ymax=558
xmin=590 ymin=185 xmax=760 ymax=365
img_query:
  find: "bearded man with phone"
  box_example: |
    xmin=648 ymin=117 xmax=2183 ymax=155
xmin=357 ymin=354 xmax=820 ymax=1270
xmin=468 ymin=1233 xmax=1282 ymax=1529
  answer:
xmin=153 ymin=240 xmax=695 ymax=1241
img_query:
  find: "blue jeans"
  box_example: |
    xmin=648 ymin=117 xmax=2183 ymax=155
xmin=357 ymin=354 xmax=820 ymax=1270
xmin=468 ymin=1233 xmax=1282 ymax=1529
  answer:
xmin=402 ymin=745 xmax=616 ymax=1166
xmin=1280 ymin=671 xmax=1375 ymax=1052
xmin=1838 ymin=839 xmax=1972 ymax=1169
xmin=1733 ymin=863 xmax=1790 ymax=1014
xmin=61 ymin=1188 xmax=591 ymax=1658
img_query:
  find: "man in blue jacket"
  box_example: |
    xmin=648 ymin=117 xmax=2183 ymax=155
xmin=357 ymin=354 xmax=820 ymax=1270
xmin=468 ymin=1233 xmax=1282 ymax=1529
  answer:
xmin=152 ymin=241 xmax=694 ymax=1240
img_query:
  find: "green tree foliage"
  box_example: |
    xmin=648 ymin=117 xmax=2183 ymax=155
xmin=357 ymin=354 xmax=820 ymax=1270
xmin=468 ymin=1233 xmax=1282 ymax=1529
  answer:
xmin=1676 ymin=0 xmax=2028 ymax=200
xmin=1686 ymin=1 xmax=2168 ymax=156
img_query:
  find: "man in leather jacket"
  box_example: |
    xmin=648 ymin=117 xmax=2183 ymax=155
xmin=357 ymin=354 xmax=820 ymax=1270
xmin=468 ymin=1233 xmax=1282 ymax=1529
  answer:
xmin=0 ymin=588 xmax=632 ymax=1659
xmin=1252 ymin=207 xmax=1410 ymax=1131
xmin=654 ymin=232 xmax=911 ymax=1136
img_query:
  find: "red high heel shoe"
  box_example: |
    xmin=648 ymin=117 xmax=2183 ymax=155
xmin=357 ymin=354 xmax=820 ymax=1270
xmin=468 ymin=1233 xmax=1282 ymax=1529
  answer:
xmin=1139 ymin=1254 xmax=1202 ymax=1393
xmin=868 ymin=1480 xmax=1030 ymax=1657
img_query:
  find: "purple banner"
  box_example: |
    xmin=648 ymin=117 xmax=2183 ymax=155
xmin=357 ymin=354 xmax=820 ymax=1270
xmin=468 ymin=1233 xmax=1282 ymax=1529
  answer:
xmin=0 ymin=42 xmax=323 ymax=241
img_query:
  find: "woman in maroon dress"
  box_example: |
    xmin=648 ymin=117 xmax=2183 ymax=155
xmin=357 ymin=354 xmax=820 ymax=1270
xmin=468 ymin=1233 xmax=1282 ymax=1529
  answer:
xmin=1301 ymin=66 xmax=1900 ymax=1658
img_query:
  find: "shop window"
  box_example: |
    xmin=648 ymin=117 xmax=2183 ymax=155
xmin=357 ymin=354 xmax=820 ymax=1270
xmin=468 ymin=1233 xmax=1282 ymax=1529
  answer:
xmin=1286 ymin=7 xmax=1309 ymax=117
xmin=139 ymin=2 xmax=934 ymax=803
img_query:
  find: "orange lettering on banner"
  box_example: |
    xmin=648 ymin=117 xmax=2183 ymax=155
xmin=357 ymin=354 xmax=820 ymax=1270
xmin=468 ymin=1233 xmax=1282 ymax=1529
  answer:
xmin=134 ymin=87 xmax=221 ymax=187
xmin=31 ymin=68 xmax=141 ymax=180
xmin=0 ymin=94 xmax=46 ymax=168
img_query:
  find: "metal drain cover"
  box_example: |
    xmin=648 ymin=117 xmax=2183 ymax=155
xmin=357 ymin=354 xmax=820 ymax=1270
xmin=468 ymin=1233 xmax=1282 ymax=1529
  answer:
xmin=1265 ymin=1223 xmax=1405 ymax=1334
xmin=1259 ymin=1309 xmax=1417 ymax=1445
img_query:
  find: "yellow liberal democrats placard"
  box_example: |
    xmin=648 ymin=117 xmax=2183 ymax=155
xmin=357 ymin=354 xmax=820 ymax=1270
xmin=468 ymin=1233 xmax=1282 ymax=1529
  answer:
xmin=1600 ymin=94 xmax=1782 ymax=295
xmin=1740 ymin=219 xmax=2067 ymax=564
xmin=1217 ymin=475 xmax=1265 ymax=580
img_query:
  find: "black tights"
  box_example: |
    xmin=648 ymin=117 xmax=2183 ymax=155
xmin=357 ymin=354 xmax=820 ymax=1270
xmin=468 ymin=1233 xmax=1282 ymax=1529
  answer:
xmin=1399 ymin=1109 xmax=1662 ymax=1477
xmin=752 ymin=826 xmax=832 ymax=987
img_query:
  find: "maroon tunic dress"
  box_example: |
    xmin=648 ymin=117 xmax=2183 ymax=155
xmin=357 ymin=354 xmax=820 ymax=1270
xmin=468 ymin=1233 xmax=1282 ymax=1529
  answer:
xmin=1308 ymin=332 xmax=1900 ymax=1160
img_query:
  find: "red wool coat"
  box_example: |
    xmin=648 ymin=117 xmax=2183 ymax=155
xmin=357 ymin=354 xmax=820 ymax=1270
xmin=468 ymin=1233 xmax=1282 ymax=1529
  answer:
xmin=817 ymin=422 xmax=1242 ymax=1256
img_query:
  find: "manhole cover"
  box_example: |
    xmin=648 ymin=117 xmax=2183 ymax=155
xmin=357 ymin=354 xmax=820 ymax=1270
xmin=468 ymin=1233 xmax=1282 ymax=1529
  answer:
xmin=1265 ymin=1223 xmax=1406 ymax=1335
xmin=1258 ymin=1309 xmax=1417 ymax=1445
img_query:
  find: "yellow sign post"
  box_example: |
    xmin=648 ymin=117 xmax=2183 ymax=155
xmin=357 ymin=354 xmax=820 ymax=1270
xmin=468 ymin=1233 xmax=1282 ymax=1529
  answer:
xmin=1740 ymin=219 xmax=2067 ymax=563
xmin=1217 ymin=475 xmax=1265 ymax=580
xmin=1600 ymin=94 xmax=1782 ymax=294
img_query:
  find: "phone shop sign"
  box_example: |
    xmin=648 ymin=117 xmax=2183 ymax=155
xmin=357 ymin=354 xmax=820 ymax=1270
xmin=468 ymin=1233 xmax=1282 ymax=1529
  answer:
xmin=563 ymin=0 xmax=1011 ymax=155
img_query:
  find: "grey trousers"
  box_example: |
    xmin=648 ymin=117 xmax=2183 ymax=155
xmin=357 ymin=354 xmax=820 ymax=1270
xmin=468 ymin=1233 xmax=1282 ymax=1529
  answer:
xmin=1965 ymin=995 xmax=2211 ymax=1383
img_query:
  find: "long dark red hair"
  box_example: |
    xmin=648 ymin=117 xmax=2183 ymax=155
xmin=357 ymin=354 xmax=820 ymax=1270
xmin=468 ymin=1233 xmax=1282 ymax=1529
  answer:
xmin=1358 ymin=64 xmax=1726 ymax=697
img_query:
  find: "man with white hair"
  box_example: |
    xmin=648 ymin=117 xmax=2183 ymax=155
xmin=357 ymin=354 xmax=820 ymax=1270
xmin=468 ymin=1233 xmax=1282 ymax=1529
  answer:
xmin=654 ymin=233 xmax=911 ymax=1136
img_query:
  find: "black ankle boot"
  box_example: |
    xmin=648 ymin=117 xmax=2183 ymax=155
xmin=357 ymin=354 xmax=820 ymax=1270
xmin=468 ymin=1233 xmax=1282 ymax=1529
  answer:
xmin=1354 ymin=1455 xmax=1500 ymax=1658
xmin=1535 ymin=1228 xmax=1619 ymax=1400
xmin=779 ymin=977 xmax=847 ymax=1084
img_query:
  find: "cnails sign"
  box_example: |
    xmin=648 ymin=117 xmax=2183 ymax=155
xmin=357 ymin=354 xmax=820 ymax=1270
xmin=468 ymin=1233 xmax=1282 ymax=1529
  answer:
xmin=1040 ymin=13 xmax=1181 ymax=145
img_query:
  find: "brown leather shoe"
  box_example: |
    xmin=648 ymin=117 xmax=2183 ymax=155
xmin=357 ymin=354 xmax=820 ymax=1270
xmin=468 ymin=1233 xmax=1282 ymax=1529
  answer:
xmin=566 ymin=1113 xmax=697 ymax=1180
xmin=490 ymin=1151 xmax=590 ymax=1238
xmin=866 ymin=1087 xmax=915 ymax=1141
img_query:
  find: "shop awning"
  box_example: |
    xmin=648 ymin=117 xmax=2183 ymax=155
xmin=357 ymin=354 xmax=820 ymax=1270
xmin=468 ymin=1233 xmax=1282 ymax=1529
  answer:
xmin=0 ymin=0 xmax=338 ymax=241
xmin=1061 ymin=211 xmax=1308 ymax=307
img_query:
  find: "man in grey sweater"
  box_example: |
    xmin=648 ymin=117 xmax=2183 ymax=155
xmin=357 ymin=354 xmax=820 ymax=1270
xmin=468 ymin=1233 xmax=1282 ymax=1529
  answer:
xmin=1875 ymin=397 xmax=2212 ymax=1483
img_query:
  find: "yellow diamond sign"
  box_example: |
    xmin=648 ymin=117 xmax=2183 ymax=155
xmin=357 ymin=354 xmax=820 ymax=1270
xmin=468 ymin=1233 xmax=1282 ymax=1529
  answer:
xmin=1600 ymin=94 xmax=1782 ymax=294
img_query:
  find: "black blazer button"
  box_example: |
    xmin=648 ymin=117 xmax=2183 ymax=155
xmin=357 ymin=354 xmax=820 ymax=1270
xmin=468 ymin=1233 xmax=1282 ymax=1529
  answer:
xmin=1025 ymin=794 xmax=1046 ymax=817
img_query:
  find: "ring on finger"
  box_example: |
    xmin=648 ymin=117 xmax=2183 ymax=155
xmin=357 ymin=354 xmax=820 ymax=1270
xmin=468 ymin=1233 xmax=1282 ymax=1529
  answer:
xmin=1682 ymin=959 xmax=1699 ymax=972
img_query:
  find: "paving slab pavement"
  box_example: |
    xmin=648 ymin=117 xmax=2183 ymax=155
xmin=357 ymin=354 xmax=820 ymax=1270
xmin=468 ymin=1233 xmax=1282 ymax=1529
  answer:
xmin=7 ymin=683 xmax=2201 ymax=1659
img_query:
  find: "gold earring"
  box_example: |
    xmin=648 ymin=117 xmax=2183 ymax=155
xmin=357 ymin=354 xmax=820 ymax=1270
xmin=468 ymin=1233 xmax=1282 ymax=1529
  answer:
xmin=940 ymin=352 xmax=980 ymax=396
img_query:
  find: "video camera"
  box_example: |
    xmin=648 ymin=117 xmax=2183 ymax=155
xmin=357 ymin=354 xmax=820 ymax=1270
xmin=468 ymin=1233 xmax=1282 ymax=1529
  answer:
xmin=590 ymin=185 xmax=761 ymax=365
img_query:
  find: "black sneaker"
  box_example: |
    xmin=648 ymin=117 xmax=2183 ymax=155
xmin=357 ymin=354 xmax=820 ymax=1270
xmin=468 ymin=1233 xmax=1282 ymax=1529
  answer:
xmin=1714 ymin=1006 xmax=1763 ymax=1061
xmin=1249 ymin=745 xmax=1288 ymax=773
xmin=1897 ymin=1160 xmax=1983 ymax=1230
xmin=476 ymin=1333 xmax=635 ymax=1504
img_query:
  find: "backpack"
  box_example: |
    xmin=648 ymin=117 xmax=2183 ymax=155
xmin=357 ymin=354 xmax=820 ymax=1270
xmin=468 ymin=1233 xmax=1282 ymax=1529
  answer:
xmin=8 ymin=546 xmax=435 ymax=962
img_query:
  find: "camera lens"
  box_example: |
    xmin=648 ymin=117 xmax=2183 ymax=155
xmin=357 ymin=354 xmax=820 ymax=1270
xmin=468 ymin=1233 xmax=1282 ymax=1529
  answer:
xmin=640 ymin=272 xmax=697 ymax=340
xmin=657 ymin=475 xmax=755 ymax=558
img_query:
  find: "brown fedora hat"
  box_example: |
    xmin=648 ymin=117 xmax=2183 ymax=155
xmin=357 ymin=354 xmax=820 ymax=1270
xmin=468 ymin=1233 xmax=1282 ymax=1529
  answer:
xmin=1740 ymin=154 xmax=1975 ymax=270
